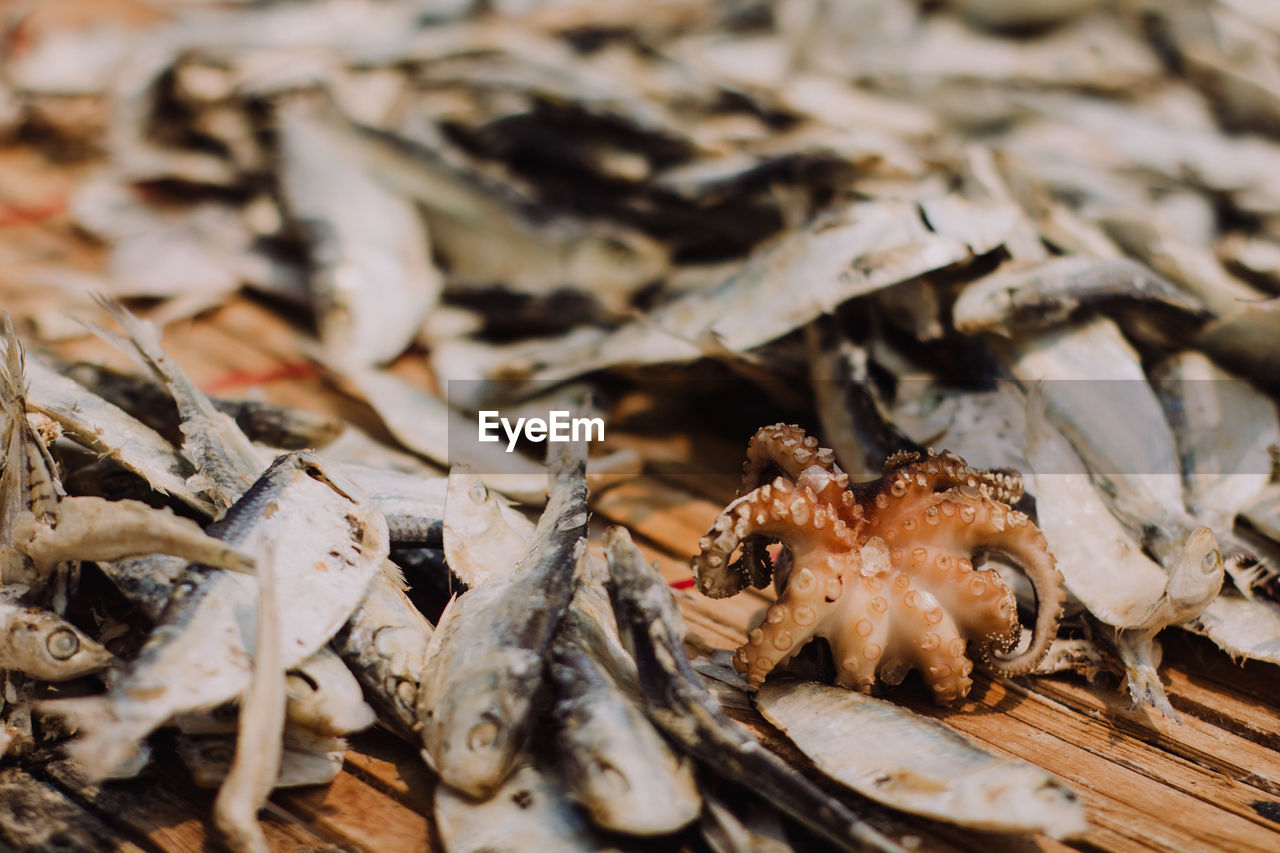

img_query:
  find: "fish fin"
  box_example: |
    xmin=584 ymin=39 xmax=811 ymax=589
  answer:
xmin=38 ymin=695 xmax=151 ymax=781
xmin=378 ymin=558 xmax=407 ymax=590
xmin=0 ymin=313 xmax=25 ymax=411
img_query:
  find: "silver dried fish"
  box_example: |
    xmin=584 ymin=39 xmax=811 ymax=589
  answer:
xmin=755 ymin=680 xmax=1087 ymax=838
xmin=44 ymin=451 xmax=388 ymax=780
xmin=346 ymin=465 xmax=447 ymax=547
xmin=89 ymin=298 xmax=266 ymax=510
xmin=417 ymin=441 xmax=588 ymax=797
xmin=176 ymin=728 xmax=346 ymax=790
xmin=276 ymin=96 xmax=442 ymax=367
xmin=549 ymin=598 xmax=701 ymax=835
xmin=435 ymin=761 xmax=621 ymax=853
xmin=331 ymin=564 xmax=435 ymax=742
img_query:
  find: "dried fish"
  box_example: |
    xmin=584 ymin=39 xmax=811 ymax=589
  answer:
xmin=177 ymin=728 xmax=346 ymax=790
xmin=1 ymin=322 xmax=69 ymax=603
xmin=1024 ymin=395 xmax=1223 ymax=714
xmin=19 ymin=352 xmax=211 ymax=515
xmin=756 ymin=680 xmax=1087 ymax=838
xmin=62 ymin=362 xmax=344 ymax=451
xmin=1189 ymin=592 xmax=1280 ymax=665
xmin=997 ymin=316 xmax=1194 ymax=558
xmin=953 ymin=256 xmax=1210 ymax=336
xmin=549 ymin=599 xmax=701 ymax=835
xmin=213 ymin=538 xmax=285 ymax=853
xmin=441 ymin=197 xmax=981 ymax=391
xmin=417 ymin=441 xmax=588 ymax=797
xmin=14 ymin=496 xmax=254 ymax=575
xmin=324 ymin=113 xmax=668 ymax=314
xmin=284 ymin=647 xmax=376 ymax=737
xmin=0 ymin=590 xmax=112 ymax=682
xmin=1151 ymin=351 xmax=1279 ymax=529
xmin=44 ymin=451 xmax=388 ymax=780
xmin=276 ymin=96 xmax=441 ymax=367
xmin=346 ymin=465 xmax=447 ymax=548
xmin=89 ymin=300 xmax=266 ymax=511
xmin=331 ymin=565 xmax=435 ymax=741
xmin=435 ymin=760 xmax=620 ymax=853
xmin=603 ymin=526 xmax=904 ymax=853
xmin=441 ymin=465 xmax=534 ymax=587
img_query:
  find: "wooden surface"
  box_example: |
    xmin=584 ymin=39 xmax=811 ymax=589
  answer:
xmin=3 ymin=143 xmax=1280 ymax=852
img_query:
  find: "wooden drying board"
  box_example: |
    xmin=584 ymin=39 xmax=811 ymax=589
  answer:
xmin=2 ymin=150 xmax=1280 ymax=852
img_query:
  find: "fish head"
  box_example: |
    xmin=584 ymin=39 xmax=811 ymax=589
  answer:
xmin=1164 ymin=526 xmax=1223 ymax=618
xmin=4 ymin=611 xmax=113 ymax=681
xmin=422 ymin=649 xmax=540 ymax=798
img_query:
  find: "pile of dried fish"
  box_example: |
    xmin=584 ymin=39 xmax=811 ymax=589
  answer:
xmin=0 ymin=307 xmax=1089 ymax=850
xmin=6 ymin=0 xmax=1280 ymax=847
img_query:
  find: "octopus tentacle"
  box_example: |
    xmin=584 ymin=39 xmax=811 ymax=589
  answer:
xmin=879 ymin=449 xmax=1023 ymax=507
xmin=825 ymin=576 xmax=892 ymax=693
xmin=886 ymin=540 xmax=1019 ymax=654
xmin=738 ymin=425 xmax=851 ymax=587
xmin=886 ymin=581 xmax=972 ymax=704
xmin=693 ymin=479 xmax=856 ymax=598
xmin=738 ymin=565 xmax=843 ymax=687
xmin=693 ymin=431 xmax=1064 ymax=703
xmin=743 ymin=424 xmax=846 ymax=497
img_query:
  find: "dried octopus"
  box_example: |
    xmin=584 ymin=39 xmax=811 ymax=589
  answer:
xmin=692 ymin=424 xmax=1065 ymax=703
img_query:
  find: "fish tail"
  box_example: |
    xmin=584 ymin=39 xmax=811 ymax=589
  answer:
xmin=39 ymin=695 xmax=154 ymax=781
xmin=0 ymin=312 xmax=25 ymax=412
xmin=84 ymin=295 xmax=172 ymax=386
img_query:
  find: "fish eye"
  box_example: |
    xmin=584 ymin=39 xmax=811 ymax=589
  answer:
xmin=46 ymin=628 xmax=80 ymax=660
xmin=467 ymin=720 xmax=501 ymax=752
xmin=1203 ymin=550 xmax=1221 ymax=573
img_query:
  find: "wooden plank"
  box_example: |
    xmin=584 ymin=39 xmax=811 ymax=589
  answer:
xmin=0 ymin=767 xmax=149 ymax=853
xmin=38 ymin=758 xmax=341 ymax=853
xmin=901 ymin=681 xmax=1280 ymax=853
xmin=342 ymin=730 xmax=436 ymax=815
xmin=274 ymin=765 xmax=433 ymax=853
xmin=592 ymin=476 xmax=722 ymax=558
xmin=1007 ymin=673 xmax=1280 ymax=799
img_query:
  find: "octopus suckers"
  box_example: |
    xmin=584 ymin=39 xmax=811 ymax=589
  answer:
xmin=823 ymin=577 xmax=843 ymax=601
xmin=794 ymin=605 xmax=816 ymax=626
xmin=854 ymin=619 xmax=873 ymax=637
xmin=949 ymin=638 xmax=966 ymax=657
xmin=772 ymin=632 xmax=793 ymax=651
xmin=863 ymin=643 xmax=883 ymax=660
xmin=793 ymin=568 xmax=817 ymax=592
xmin=870 ymin=596 xmax=888 ymax=614
xmin=920 ymin=631 xmax=940 ymax=650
